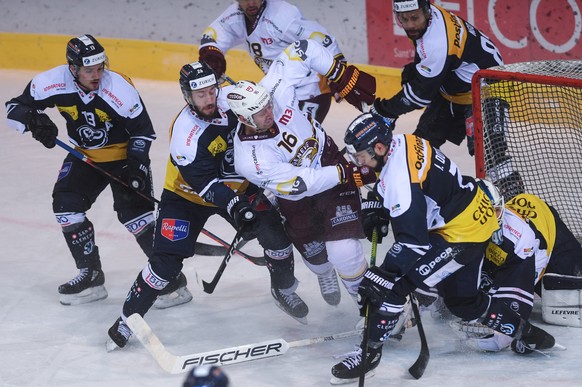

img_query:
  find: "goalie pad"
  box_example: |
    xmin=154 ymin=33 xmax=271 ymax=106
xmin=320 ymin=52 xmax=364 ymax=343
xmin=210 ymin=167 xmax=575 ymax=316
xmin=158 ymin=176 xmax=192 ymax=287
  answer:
xmin=542 ymin=273 xmax=582 ymax=327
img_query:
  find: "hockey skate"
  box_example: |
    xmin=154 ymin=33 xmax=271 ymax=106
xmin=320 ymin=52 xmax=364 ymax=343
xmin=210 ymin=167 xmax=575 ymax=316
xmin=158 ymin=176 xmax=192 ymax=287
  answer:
xmin=271 ymin=286 xmax=309 ymax=324
xmin=153 ymin=272 xmax=193 ymax=309
xmin=511 ymin=323 xmax=561 ymax=355
xmin=317 ymin=268 xmax=341 ymax=306
xmin=330 ymin=344 xmax=382 ymax=384
xmin=106 ymin=317 xmax=132 ymax=352
xmin=58 ymin=268 xmax=108 ymax=305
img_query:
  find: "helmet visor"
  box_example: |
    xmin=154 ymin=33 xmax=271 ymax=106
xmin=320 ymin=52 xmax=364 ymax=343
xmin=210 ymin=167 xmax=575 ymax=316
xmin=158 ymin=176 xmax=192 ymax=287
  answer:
xmin=346 ymin=145 xmax=375 ymax=167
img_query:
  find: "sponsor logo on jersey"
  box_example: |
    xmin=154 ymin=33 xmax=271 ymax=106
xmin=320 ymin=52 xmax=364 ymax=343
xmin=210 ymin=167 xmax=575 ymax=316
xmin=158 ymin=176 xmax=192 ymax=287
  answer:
xmin=44 ymin=83 xmax=66 ymax=92
xmin=186 ymin=124 xmax=202 ymax=146
xmin=101 ymin=88 xmax=123 ymax=108
xmin=473 ymin=191 xmax=496 ymax=225
xmin=420 ymin=65 xmax=431 ymax=74
xmin=207 ymin=136 xmax=227 ymax=157
xmin=331 ymin=205 xmax=358 ymax=227
xmin=418 ymin=247 xmax=453 ymax=276
xmin=485 ymin=242 xmax=507 ymax=266
xmin=161 ymin=219 xmax=190 ymax=241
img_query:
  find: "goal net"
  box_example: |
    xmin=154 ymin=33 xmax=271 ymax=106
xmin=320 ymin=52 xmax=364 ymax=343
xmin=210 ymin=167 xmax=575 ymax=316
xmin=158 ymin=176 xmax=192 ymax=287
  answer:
xmin=472 ymin=60 xmax=582 ymax=240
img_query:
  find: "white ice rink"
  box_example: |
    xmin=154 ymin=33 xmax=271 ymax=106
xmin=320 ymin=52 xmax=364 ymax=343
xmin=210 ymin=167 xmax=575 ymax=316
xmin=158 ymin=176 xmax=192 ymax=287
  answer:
xmin=1 ymin=69 xmax=580 ymax=386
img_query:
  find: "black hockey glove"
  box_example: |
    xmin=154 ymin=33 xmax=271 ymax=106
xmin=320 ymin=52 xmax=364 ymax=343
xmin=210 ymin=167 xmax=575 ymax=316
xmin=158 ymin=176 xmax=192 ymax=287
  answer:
xmin=227 ymin=195 xmax=257 ymax=231
xmin=199 ymin=46 xmax=227 ymax=79
xmin=27 ymin=111 xmax=58 ymax=148
xmin=361 ymin=195 xmax=389 ymax=243
xmin=126 ymin=157 xmax=150 ymax=192
xmin=357 ymin=266 xmax=403 ymax=315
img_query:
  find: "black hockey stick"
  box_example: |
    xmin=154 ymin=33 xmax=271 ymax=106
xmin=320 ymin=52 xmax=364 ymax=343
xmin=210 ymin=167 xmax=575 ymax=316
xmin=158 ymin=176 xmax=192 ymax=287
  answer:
xmin=359 ymin=227 xmax=378 ymax=387
xmin=202 ymin=190 xmax=264 ymax=294
xmin=408 ymin=293 xmax=430 ymax=379
xmin=54 ymin=138 xmax=264 ymax=263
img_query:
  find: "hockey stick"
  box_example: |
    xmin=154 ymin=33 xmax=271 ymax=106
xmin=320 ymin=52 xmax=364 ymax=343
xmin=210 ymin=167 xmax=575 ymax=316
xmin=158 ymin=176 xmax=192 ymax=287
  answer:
xmin=201 ymin=190 xmax=264 ymax=293
xmin=408 ymin=293 xmax=430 ymax=379
xmin=359 ymin=227 xmax=378 ymax=387
xmin=126 ymin=313 xmax=360 ymax=374
xmin=54 ymin=138 xmax=263 ymax=262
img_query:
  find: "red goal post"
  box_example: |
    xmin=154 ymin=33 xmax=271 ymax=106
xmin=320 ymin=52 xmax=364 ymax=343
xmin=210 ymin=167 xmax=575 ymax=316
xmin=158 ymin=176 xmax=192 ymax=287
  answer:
xmin=472 ymin=60 xmax=582 ymax=239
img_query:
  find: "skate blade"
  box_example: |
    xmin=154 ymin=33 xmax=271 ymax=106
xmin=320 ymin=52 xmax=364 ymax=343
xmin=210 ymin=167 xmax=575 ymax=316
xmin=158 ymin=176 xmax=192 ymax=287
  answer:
xmin=105 ymin=337 xmax=121 ymax=352
xmin=330 ymin=369 xmax=375 ymax=385
xmin=59 ymin=285 xmax=108 ymax=306
xmin=273 ymin=301 xmax=308 ymax=325
xmin=153 ymin=287 xmax=193 ymax=309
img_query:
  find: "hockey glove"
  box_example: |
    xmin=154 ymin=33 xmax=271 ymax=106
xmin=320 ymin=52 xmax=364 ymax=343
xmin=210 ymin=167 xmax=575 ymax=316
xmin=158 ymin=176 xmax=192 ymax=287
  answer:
xmin=370 ymin=98 xmax=399 ymax=120
xmin=227 ymin=195 xmax=257 ymax=231
xmin=126 ymin=157 xmax=150 ymax=192
xmin=199 ymin=46 xmax=227 ymax=79
xmin=329 ymin=64 xmax=376 ymax=112
xmin=27 ymin=111 xmax=58 ymax=148
xmin=337 ymin=160 xmax=377 ymax=188
xmin=357 ymin=266 xmax=403 ymax=314
xmin=361 ymin=196 xmax=389 ymax=243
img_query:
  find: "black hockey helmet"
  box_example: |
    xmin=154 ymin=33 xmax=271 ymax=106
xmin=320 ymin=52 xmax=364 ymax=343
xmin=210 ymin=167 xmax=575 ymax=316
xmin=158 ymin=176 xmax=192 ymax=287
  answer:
xmin=393 ymin=0 xmax=431 ymax=13
xmin=66 ymin=34 xmax=107 ymax=67
xmin=344 ymin=112 xmax=395 ymax=168
xmin=182 ymin=366 xmax=229 ymax=387
xmin=179 ymin=61 xmax=219 ymax=109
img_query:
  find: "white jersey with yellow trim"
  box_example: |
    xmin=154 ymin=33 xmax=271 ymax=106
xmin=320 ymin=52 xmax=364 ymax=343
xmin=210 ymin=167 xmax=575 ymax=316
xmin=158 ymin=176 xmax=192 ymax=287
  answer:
xmin=200 ymin=0 xmax=343 ymax=101
xmin=233 ymin=40 xmax=342 ymax=201
xmin=164 ymin=85 xmax=245 ymax=207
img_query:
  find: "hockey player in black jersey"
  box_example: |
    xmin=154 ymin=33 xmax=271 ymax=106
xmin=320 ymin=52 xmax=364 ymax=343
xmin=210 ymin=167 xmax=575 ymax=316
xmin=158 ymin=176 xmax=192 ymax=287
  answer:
xmin=331 ymin=113 xmax=554 ymax=383
xmin=371 ymin=0 xmax=503 ymax=156
xmin=5 ymin=34 xmax=187 ymax=306
xmin=106 ymin=61 xmax=308 ymax=350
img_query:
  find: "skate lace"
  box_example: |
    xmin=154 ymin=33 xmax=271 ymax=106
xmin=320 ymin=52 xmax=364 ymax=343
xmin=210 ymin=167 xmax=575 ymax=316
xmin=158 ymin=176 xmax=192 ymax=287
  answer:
xmin=280 ymin=292 xmax=304 ymax=309
xmin=66 ymin=268 xmax=90 ymax=285
xmin=117 ymin=320 xmax=132 ymax=340
xmin=318 ymin=271 xmax=340 ymax=294
xmin=341 ymin=347 xmax=363 ymax=370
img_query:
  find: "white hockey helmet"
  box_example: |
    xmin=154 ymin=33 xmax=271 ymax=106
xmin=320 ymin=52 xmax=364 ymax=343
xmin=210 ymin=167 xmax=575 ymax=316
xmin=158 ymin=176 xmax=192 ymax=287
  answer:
xmin=226 ymin=80 xmax=271 ymax=129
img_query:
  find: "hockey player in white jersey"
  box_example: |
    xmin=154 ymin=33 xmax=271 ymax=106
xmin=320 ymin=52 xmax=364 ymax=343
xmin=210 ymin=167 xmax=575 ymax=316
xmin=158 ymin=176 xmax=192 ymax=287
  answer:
xmin=199 ymin=0 xmax=347 ymax=124
xmin=226 ymin=39 xmax=377 ymax=307
xmin=107 ymin=61 xmax=308 ymax=350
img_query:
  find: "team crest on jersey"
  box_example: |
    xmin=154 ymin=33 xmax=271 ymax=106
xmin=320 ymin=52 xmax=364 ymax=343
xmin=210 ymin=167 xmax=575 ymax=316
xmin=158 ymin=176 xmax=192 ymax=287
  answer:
xmin=331 ymin=205 xmax=358 ymax=227
xmin=289 ymin=138 xmax=319 ymax=167
xmin=161 ymin=219 xmax=190 ymax=241
xmin=77 ymin=125 xmax=108 ymax=149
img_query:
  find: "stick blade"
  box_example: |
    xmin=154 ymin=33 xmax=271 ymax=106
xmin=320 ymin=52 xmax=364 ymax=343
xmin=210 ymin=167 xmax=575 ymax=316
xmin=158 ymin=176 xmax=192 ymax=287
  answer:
xmin=201 ymin=280 xmax=216 ymax=294
xmin=126 ymin=314 xmax=180 ymax=374
xmin=408 ymin=351 xmax=430 ymax=379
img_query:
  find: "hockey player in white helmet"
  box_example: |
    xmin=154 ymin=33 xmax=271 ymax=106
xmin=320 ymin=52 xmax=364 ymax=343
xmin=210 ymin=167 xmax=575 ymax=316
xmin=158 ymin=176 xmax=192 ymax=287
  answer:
xmin=107 ymin=61 xmax=309 ymax=350
xmin=199 ymin=0 xmax=349 ymax=124
xmin=227 ymin=39 xmax=377 ymax=312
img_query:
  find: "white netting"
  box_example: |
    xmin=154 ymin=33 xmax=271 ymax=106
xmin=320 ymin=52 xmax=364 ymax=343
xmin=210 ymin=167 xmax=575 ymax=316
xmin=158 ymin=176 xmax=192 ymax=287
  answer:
xmin=475 ymin=60 xmax=582 ymax=239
